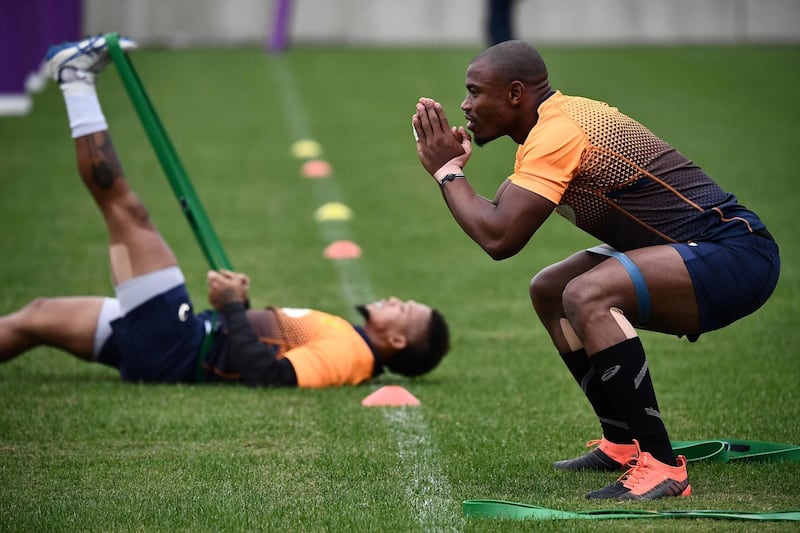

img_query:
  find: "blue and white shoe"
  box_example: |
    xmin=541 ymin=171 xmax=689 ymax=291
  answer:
xmin=45 ymin=34 xmax=137 ymax=84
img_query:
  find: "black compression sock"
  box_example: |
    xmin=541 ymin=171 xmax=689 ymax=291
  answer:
xmin=590 ymin=338 xmax=677 ymax=466
xmin=560 ymin=349 xmax=633 ymax=444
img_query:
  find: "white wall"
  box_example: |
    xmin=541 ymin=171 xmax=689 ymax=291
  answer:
xmin=85 ymin=0 xmax=800 ymax=47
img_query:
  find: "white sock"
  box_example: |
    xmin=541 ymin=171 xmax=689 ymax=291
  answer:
xmin=61 ymin=80 xmax=108 ymax=138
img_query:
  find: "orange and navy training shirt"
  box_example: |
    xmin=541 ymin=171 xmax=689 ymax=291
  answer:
xmin=511 ymin=91 xmax=765 ymax=251
xmin=204 ymin=306 xmax=381 ymax=388
xmin=261 ymin=307 xmax=378 ymax=388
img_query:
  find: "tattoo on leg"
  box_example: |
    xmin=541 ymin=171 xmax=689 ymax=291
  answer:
xmin=86 ymin=134 xmax=124 ymax=190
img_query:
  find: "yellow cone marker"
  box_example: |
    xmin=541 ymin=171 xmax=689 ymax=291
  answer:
xmin=291 ymin=139 xmax=322 ymax=159
xmin=314 ymin=202 xmax=352 ymax=222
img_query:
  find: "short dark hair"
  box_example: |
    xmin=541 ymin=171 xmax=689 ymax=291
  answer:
xmin=474 ymin=40 xmax=549 ymax=88
xmin=385 ymin=308 xmax=450 ymax=377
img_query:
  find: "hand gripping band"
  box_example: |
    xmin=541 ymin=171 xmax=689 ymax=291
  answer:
xmin=587 ymin=245 xmax=651 ymax=325
xmin=106 ymin=33 xmax=230 ymax=383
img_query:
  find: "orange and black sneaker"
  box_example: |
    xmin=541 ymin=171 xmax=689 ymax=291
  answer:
xmin=586 ymin=446 xmax=691 ymax=500
xmin=553 ymin=437 xmax=638 ymax=471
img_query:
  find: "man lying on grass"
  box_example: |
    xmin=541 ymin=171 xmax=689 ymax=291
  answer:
xmin=0 ymin=36 xmax=449 ymax=388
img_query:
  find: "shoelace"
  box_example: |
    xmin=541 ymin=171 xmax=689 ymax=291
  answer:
xmin=619 ymin=456 xmax=651 ymax=489
xmin=72 ymin=36 xmax=108 ymax=63
xmin=585 ymin=439 xmax=602 ymax=449
xmin=616 ymin=440 xmax=645 ymax=488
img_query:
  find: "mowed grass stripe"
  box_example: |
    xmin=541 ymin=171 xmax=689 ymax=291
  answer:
xmin=265 ymin=54 xmax=461 ymax=530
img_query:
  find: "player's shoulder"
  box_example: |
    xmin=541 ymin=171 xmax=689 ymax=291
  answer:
xmin=548 ymin=92 xmax=617 ymax=116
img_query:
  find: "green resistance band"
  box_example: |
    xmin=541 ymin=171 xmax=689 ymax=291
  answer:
xmin=464 ymin=439 xmax=800 ymax=521
xmin=105 ymin=32 xmax=232 ymax=272
xmin=463 ymin=500 xmax=800 ymax=521
xmin=105 ymin=33 xmax=230 ymax=382
xmin=674 ymin=439 xmax=800 ymax=464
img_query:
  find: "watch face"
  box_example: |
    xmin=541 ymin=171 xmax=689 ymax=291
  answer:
xmin=440 ymin=173 xmax=465 ymax=187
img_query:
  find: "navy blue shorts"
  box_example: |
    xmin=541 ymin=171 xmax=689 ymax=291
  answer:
xmin=107 ymin=284 xmax=210 ymax=383
xmin=671 ymin=232 xmax=780 ymax=334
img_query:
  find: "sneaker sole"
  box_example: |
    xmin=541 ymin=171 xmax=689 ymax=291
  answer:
xmin=553 ymin=448 xmax=625 ymax=471
xmin=620 ymin=481 xmax=692 ymax=500
xmin=587 ymin=480 xmax=691 ymax=500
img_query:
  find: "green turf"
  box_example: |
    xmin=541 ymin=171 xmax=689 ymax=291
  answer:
xmin=1 ymin=45 xmax=798 ymax=532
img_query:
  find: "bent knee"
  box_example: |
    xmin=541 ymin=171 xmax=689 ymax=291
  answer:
xmin=561 ymin=276 xmax=605 ymax=320
xmin=22 ymin=297 xmax=50 ymax=316
xmin=12 ymin=297 xmax=55 ymax=331
xmin=529 ymin=267 xmax=565 ymax=312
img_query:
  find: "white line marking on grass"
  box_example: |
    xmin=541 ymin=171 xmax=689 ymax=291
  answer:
xmin=269 ymin=57 xmax=374 ymax=317
xmin=384 ymin=408 xmax=465 ymax=532
xmin=267 ymin=56 xmax=463 ymax=531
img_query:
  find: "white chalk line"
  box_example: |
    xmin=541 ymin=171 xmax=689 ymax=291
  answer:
xmin=267 ymin=56 xmax=463 ymax=531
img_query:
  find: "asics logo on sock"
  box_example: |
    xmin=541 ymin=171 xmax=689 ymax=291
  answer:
xmin=601 ymin=365 xmax=622 ymax=381
xmin=178 ymin=303 xmax=191 ymax=322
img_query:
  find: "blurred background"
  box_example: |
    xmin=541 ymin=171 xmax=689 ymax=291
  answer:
xmin=83 ymin=0 xmax=800 ymax=47
xmin=4 ymin=0 xmax=800 ymax=115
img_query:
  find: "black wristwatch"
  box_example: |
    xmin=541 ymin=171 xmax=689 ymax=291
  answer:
xmin=439 ymin=172 xmax=465 ymax=189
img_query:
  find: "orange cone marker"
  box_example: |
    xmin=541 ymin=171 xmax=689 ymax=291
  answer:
xmin=301 ymin=159 xmax=332 ymax=178
xmin=361 ymin=385 xmax=421 ymax=407
xmin=323 ymin=240 xmax=362 ymax=259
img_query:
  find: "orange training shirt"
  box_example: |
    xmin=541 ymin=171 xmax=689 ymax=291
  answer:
xmin=263 ymin=307 xmax=376 ymax=388
xmin=509 ymin=91 xmax=764 ymax=250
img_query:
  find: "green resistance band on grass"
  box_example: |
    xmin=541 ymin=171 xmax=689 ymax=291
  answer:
xmin=674 ymin=439 xmax=800 ymax=464
xmin=465 ymin=439 xmax=800 ymax=521
xmin=462 ymin=500 xmax=800 ymax=521
xmin=105 ymin=32 xmax=232 ymax=272
xmin=105 ymin=33 xmax=230 ymax=382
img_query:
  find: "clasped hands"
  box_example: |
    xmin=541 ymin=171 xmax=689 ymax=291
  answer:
xmin=207 ymin=269 xmax=250 ymax=310
xmin=412 ymin=97 xmax=473 ymax=182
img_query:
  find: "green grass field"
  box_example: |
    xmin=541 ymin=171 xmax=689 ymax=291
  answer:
xmin=1 ymin=45 xmax=798 ymax=532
